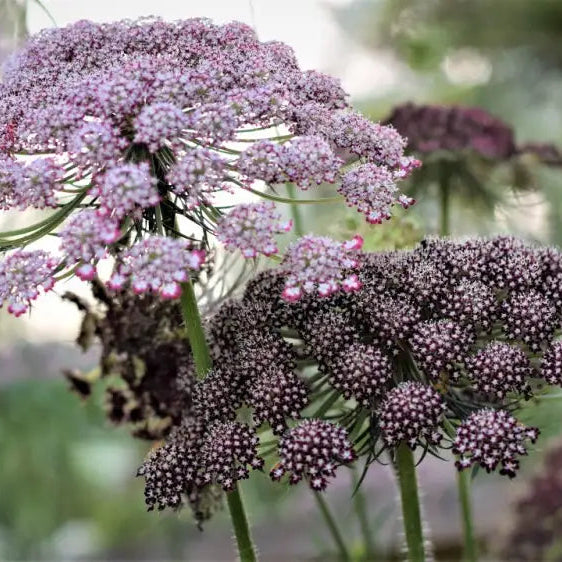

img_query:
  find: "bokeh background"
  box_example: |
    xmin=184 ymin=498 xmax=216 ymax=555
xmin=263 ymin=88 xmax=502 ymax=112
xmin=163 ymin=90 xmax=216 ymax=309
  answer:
xmin=2 ymin=0 xmax=562 ymax=560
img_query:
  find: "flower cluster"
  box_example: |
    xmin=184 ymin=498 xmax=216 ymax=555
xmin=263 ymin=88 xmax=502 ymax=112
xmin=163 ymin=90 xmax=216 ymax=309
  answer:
xmin=453 ymin=409 xmax=539 ymax=477
xmin=270 ymin=419 xmax=355 ymax=491
xmin=0 ymin=17 xmax=416 ymax=316
xmin=384 ymin=102 xmax=516 ymax=159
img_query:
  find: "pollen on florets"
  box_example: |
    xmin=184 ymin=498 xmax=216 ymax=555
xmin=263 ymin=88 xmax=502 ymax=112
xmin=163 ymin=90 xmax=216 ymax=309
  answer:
xmin=270 ymin=419 xmax=355 ymax=491
xmin=0 ymin=249 xmax=58 ymax=316
xmin=59 ymin=209 xmax=121 ymax=280
xmin=91 ymin=162 xmax=159 ymax=219
xmin=107 ymin=236 xmax=205 ymax=299
xmin=215 ymin=201 xmax=292 ymax=258
xmin=199 ymin=421 xmax=264 ymax=491
xmin=281 ymin=234 xmax=363 ymax=301
xmin=453 ymin=409 xmax=539 ymax=478
xmin=378 ymin=382 xmax=446 ymax=450
xmin=466 ymin=341 xmax=534 ymax=399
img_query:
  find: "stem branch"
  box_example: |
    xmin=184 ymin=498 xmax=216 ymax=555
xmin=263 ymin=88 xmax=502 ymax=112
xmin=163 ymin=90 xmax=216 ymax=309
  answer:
xmin=313 ymin=492 xmax=350 ymax=561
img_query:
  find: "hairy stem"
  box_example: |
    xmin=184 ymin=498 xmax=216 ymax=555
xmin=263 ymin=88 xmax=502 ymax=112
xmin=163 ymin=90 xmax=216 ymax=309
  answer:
xmin=313 ymin=491 xmax=350 ymax=561
xmin=395 ymin=443 xmax=425 ymax=562
xmin=179 ymin=280 xmax=258 ymax=562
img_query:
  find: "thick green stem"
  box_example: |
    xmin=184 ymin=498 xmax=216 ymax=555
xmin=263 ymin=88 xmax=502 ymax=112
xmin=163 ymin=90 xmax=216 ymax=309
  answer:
xmin=395 ymin=443 xmax=425 ymax=562
xmin=457 ymin=468 xmax=477 ymax=562
xmin=179 ymin=281 xmax=258 ymax=562
xmin=285 ymin=183 xmax=304 ymax=236
xmin=313 ymin=491 xmax=350 ymax=561
xmin=227 ymin=487 xmax=257 ymax=562
xmin=351 ymin=468 xmax=376 ymax=559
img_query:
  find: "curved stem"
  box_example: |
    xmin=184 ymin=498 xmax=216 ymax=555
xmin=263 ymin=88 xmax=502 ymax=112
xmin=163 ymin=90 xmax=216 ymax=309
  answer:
xmin=313 ymin=491 xmax=350 ymax=561
xmin=457 ymin=469 xmax=477 ymax=562
xmin=395 ymin=443 xmax=425 ymax=562
xmin=179 ymin=280 xmax=258 ymax=562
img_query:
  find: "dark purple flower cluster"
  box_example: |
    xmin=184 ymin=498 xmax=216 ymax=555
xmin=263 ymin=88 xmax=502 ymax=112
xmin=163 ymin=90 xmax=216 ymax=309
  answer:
xmin=384 ymin=102 xmax=516 ymax=159
xmin=453 ymin=409 xmax=539 ymax=478
xmin=270 ymin=419 xmax=355 ymax=490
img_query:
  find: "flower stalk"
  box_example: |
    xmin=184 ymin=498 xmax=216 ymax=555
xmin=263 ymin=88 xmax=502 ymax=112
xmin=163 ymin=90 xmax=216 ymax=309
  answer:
xmin=313 ymin=491 xmax=350 ymax=561
xmin=179 ymin=280 xmax=258 ymax=562
xmin=395 ymin=443 xmax=425 ymax=562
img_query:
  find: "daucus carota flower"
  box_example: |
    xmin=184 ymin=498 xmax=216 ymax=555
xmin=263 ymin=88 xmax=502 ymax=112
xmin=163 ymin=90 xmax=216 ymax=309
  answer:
xmin=281 ymin=234 xmax=364 ymax=301
xmin=466 ymin=342 xmax=534 ymax=399
xmin=199 ymin=421 xmax=264 ymax=491
xmin=68 ymin=121 xmax=126 ymax=169
xmin=11 ymin=158 xmax=64 ymax=210
xmin=166 ymin=148 xmax=226 ymax=209
xmin=133 ymin=102 xmax=188 ymax=152
xmin=108 ymin=236 xmax=205 ymax=299
xmin=91 ymin=163 xmax=159 ymax=219
xmin=215 ymin=201 xmax=292 ymax=258
xmin=541 ymin=341 xmax=562 ymax=386
xmin=453 ymin=409 xmax=539 ymax=477
xmin=270 ymin=419 xmax=355 ymax=491
xmin=378 ymin=382 xmax=445 ymax=450
xmin=339 ymin=164 xmax=415 ymax=224
xmin=0 ymin=249 xmax=58 ymax=316
xmin=59 ymin=209 xmax=121 ymax=280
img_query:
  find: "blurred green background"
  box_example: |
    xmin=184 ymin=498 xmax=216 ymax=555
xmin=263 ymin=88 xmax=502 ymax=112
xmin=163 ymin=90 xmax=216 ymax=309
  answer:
xmin=2 ymin=0 xmax=562 ymax=560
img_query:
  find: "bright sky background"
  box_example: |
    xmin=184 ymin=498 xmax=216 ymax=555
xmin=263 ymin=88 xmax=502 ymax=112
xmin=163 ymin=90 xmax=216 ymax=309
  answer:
xmin=2 ymin=0 xmax=402 ymax=343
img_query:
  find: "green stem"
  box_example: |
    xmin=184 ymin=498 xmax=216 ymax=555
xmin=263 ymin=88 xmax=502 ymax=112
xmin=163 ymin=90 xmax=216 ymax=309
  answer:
xmin=227 ymin=487 xmax=257 ymax=562
xmin=442 ymin=419 xmax=477 ymax=562
xmin=285 ymin=183 xmax=304 ymax=237
xmin=351 ymin=468 xmax=376 ymax=559
xmin=457 ymin=469 xmax=477 ymax=562
xmin=179 ymin=281 xmax=257 ymax=562
xmin=313 ymin=491 xmax=350 ymax=561
xmin=395 ymin=443 xmax=425 ymax=562
xmin=180 ymin=280 xmax=212 ymax=380
xmin=438 ymin=164 xmax=451 ymax=237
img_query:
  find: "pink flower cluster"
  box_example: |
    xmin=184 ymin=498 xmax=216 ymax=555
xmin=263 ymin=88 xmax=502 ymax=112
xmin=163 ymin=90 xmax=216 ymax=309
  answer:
xmin=0 ymin=250 xmax=58 ymax=316
xmin=0 ymin=156 xmax=64 ymax=210
xmin=215 ymin=202 xmax=292 ymax=258
xmin=108 ymin=236 xmax=206 ymax=299
xmin=281 ymin=234 xmax=364 ymax=301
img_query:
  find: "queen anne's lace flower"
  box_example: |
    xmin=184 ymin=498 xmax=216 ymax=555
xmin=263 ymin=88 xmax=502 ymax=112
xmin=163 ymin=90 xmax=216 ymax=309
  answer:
xmin=166 ymin=149 xmax=226 ymax=209
xmin=68 ymin=121 xmax=126 ymax=168
xmin=453 ymin=409 xmax=539 ymax=477
xmin=0 ymin=250 xmax=58 ymax=316
xmin=339 ymin=164 xmax=414 ymax=224
xmin=133 ymin=102 xmax=188 ymax=152
xmin=281 ymin=234 xmax=364 ymax=301
xmin=59 ymin=209 xmax=121 ymax=280
xmin=108 ymin=236 xmax=205 ymax=299
xmin=215 ymin=202 xmax=292 ymax=258
xmin=91 ymin=163 xmax=159 ymax=218
xmin=270 ymin=419 xmax=355 ymax=490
